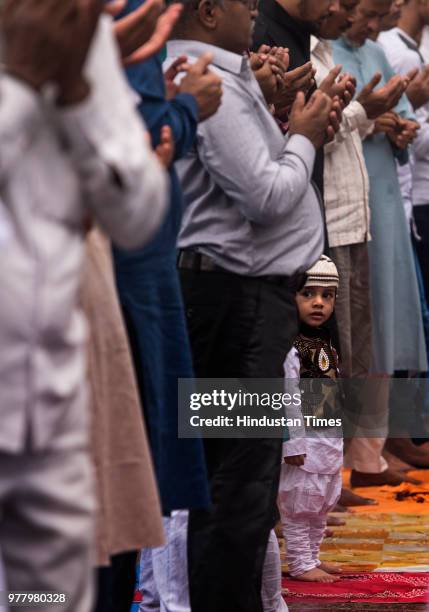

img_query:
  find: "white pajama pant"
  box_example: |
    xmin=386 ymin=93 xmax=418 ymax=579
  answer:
xmin=0 ymin=447 xmax=95 ymax=612
xmin=278 ymin=465 xmax=342 ymax=577
xmin=139 ymin=513 xmax=289 ymax=612
xmin=138 ymin=510 xmax=190 ymax=612
xmin=345 ymin=437 xmax=389 ymax=473
xmin=344 ymin=374 xmax=390 ymax=473
xmin=261 ymin=530 xmax=288 ymax=612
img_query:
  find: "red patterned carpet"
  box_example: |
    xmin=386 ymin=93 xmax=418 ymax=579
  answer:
xmin=283 ymin=572 xmax=429 ymax=604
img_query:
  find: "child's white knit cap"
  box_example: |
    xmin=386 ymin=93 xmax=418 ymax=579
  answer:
xmin=304 ymin=255 xmax=339 ymax=289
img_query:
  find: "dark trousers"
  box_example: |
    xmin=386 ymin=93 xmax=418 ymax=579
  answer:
xmin=93 ymin=551 xmax=138 ymax=612
xmin=180 ymin=268 xmax=298 ymax=612
xmin=414 ymin=204 xmax=429 ymax=306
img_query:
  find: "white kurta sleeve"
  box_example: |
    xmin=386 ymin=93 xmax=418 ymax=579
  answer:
xmin=283 ymin=347 xmax=307 ymax=458
xmin=0 ymin=76 xmax=44 ymax=182
xmin=54 ymin=15 xmax=168 ymax=250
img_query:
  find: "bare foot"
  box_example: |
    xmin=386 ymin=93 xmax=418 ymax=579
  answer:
xmin=319 ymin=561 xmax=342 ymax=574
xmin=400 ymin=471 xmax=423 ymax=485
xmin=339 ymin=487 xmax=378 ymax=506
xmin=293 ymin=568 xmax=340 ymax=583
xmin=350 ymin=468 xmax=421 ymax=488
xmin=383 ymin=449 xmax=415 ymax=472
xmin=327 ymin=515 xmax=346 ymax=526
xmin=332 ymin=503 xmax=348 ymax=512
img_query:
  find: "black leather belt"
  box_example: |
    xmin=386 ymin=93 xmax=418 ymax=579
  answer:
xmin=177 ymin=250 xmax=306 ymax=292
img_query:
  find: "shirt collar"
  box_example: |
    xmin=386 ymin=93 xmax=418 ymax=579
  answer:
xmin=342 ymin=34 xmax=362 ymax=50
xmin=395 ymin=27 xmax=419 ymax=49
xmin=167 ymin=40 xmax=248 ymax=75
xmin=311 ymin=36 xmax=332 ymax=55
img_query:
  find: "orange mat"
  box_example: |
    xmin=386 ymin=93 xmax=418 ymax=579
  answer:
xmin=342 ymin=469 xmax=429 ymax=514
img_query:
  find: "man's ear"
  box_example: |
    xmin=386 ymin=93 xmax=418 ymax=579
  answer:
xmin=197 ymin=0 xmax=219 ymax=29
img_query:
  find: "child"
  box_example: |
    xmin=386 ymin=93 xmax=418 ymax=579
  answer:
xmin=279 ymin=255 xmax=343 ymax=583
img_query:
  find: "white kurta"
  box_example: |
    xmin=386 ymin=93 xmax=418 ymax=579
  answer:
xmin=279 ymin=348 xmax=343 ymax=576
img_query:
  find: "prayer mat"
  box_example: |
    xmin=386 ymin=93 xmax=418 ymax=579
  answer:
xmin=282 ymin=572 xmax=429 ymax=604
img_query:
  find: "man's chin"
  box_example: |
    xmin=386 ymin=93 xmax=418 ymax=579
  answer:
xmin=351 ymin=33 xmax=367 ymax=46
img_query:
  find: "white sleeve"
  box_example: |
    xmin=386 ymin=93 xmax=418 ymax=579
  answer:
xmin=324 ymin=101 xmax=374 ymax=153
xmin=54 ymin=15 xmax=168 ymax=250
xmin=412 ymin=107 xmax=429 ymax=159
xmin=283 ymin=347 xmax=307 ymax=457
xmin=197 ymin=77 xmax=316 ymax=226
xmin=0 ymin=76 xmax=45 ymax=183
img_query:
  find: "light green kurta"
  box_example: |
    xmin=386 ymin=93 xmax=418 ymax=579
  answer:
xmin=333 ymin=37 xmax=427 ymax=374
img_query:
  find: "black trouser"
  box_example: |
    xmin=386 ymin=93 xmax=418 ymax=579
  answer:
xmin=93 ymin=551 xmax=138 ymax=612
xmin=414 ymin=204 xmax=429 ymax=305
xmin=180 ymin=268 xmax=298 ymax=612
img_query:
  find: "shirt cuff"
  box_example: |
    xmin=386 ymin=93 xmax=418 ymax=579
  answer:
xmin=346 ymin=101 xmax=374 ymax=137
xmin=286 ymin=133 xmax=316 ymax=177
xmin=283 ymin=439 xmax=306 ymax=457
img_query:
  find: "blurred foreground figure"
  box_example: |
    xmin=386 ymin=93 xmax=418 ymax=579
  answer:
xmin=0 ymin=1 xmax=167 ymax=609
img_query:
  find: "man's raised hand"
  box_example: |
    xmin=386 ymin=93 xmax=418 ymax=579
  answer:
xmin=405 ymin=65 xmax=429 ymax=110
xmin=289 ymin=90 xmax=333 ymax=150
xmin=357 ymin=73 xmax=405 ymax=119
xmin=123 ymin=3 xmax=183 ymax=65
xmin=273 ymin=61 xmax=314 ymax=117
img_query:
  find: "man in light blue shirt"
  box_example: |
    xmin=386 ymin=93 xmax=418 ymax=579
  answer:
xmin=166 ymin=0 xmax=337 ymax=608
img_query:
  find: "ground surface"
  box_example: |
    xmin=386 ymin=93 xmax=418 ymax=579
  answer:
xmin=289 ymin=604 xmax=427 ymax=611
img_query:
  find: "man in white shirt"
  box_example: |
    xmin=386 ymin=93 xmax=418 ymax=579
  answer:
xmin=378 ymin=0 xmax=429 ymax=466
xmin=0 ymin=1 xmax=167 ymax=609
xmin=379 ymin=1 xmax=429 ymax=301
xmin=312 ymin=0 xmax=414 ymax=491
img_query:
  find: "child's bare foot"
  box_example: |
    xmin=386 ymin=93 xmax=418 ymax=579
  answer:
xmin=327 ymin=515 xmax=346 ymax=526
xmin=293 ymin=568 xmax=340 ymax=582
xmin=318 ymin=561 xmax=342 ymax=574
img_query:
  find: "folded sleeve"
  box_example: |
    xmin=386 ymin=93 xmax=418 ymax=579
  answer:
xmin=283 ymin=347 xmax=307 ymax=453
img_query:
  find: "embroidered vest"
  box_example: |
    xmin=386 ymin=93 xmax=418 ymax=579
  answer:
xmin=294 ymin=324 xmax=341 ymax=422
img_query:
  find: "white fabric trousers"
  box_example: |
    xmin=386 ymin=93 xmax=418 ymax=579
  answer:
xmin=344 ymin=375 xmax=390 ymax=473
xmin=0 ymin=447 xmax=95 ymax=612
xmin=139 ymin=513 xmax=289 ymax=612
xmin=278 ymin=465 xmax=342 ymax=577
xmin=261 ymin=530 xmax=288 ymax=612
xmin=138 ymin=510 xmax=190 ymax=612
xmin=344 ymin=437 xmax=388 ymax=473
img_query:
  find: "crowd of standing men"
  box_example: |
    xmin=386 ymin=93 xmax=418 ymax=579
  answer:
xmin=1 ymin=0 xmax=429 ymax=610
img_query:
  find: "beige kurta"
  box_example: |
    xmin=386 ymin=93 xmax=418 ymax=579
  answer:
xmin=81 ymin=228 xmax=164 ymax=566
